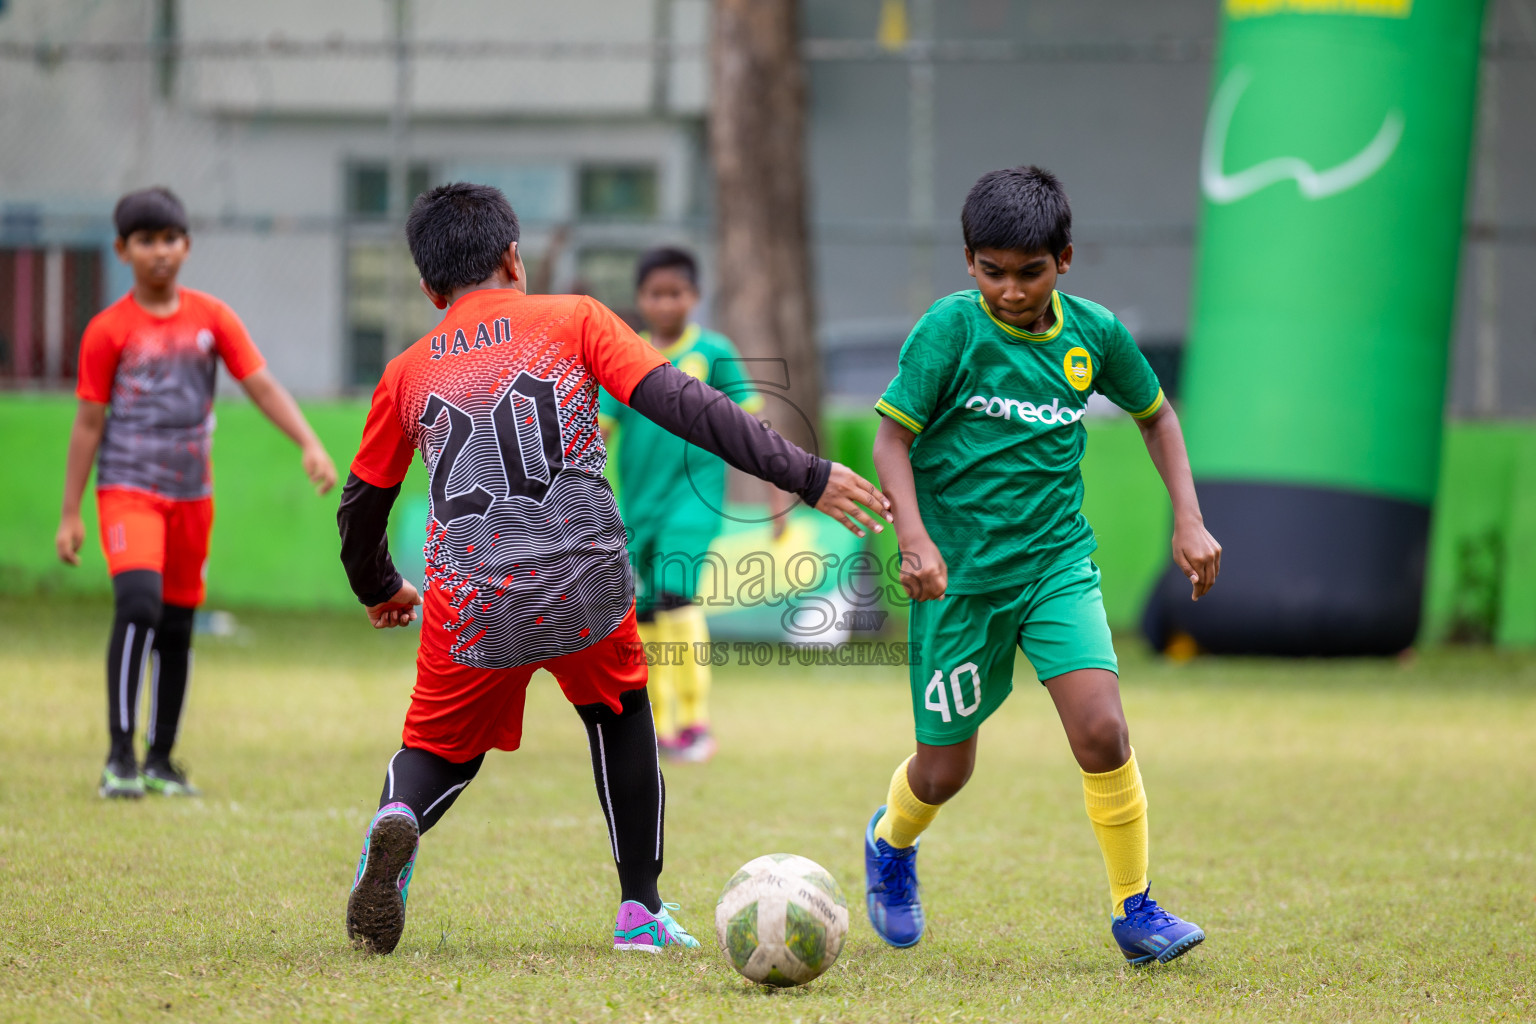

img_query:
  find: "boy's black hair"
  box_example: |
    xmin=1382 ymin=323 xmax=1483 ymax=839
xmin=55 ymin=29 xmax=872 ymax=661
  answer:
xmin=634 ymin=246 xmax=698 ymax=290
xmin=113 ymin=187 xmax=188 ymax=240
xmin=406 ymin=182 xmax=521 ymax=296
xmin=961 ymin=166 xmax=1072 ymax=257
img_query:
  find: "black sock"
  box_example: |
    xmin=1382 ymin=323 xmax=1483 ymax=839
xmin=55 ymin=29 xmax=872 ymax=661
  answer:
xmin=576 ymin=687 xmax=665 ymax=913
xmin=147 ymin=604 xmax=195 ymax=761
xmin=377 ymin=747 xmax=485 ymax=834
xmin=106 ymin=570 xmax=163 ymax=761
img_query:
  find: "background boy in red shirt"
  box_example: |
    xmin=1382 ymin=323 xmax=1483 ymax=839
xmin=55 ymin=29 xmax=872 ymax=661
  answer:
xmin=56 ymin=187 xmax=337 ymax=799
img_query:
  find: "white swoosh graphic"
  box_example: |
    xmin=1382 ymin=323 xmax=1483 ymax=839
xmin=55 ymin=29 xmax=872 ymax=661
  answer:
xmin=1201 ymin=67 xmax=1404 ymax=204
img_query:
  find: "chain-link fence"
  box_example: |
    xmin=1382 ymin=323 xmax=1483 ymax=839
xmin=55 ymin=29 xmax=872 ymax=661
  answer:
xmin=2 ymin=0 xmax=1533 ymax=411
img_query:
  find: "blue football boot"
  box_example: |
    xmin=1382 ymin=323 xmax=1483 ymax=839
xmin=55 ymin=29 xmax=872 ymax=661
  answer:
xmin=1111 ymin=888 xmax=1204 ymax=965
xmin=864 ymin=805 xmax=925 ymax=947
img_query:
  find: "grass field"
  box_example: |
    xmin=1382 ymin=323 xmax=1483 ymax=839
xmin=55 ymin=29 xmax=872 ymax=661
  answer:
xmin=2 ymin=595 xmax=1533 ymax=1023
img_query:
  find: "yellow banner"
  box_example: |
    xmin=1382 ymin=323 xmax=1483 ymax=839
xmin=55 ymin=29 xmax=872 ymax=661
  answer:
xmin=1227 ymin=0 xmax=1411 ymax=18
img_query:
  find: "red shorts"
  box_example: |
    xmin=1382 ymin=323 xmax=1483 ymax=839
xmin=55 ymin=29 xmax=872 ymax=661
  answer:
xmin=97 ymin=488 xmax=214 ymax=607
xmin=402 ymin=605 xmax=649 ymax=760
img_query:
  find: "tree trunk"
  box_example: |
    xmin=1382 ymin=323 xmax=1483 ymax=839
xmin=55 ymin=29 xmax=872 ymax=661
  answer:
xmin=710 ymin=0 xmax=820 ymax=455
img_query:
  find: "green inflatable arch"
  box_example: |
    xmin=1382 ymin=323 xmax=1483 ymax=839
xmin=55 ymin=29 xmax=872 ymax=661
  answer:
xmin=1145 ymin=0 xmax=1487 ymax=654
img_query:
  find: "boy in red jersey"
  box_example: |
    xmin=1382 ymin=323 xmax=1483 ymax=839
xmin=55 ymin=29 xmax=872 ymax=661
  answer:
xmin=57 ymin=187 xmax=337 ymax=798
xmin=338 ymin=183 xmax=889 ymax=955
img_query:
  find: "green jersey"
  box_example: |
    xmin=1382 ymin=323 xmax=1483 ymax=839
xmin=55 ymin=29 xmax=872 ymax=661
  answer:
xmin=599 ymin=324 xmax=763 ymax=542
xmin=876 ymin=289 xmax=1164 ymax=592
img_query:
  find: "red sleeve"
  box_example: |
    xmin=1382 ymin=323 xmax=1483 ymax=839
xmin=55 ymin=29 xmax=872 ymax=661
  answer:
xmin=350 ymin=365 xmax=417 ymax=488
xmin=210 ymin=298 xmax=267 ymax=381
xmin=577 ymin=296 xmax=668 ymax=404
xmin=75 ymin=311 xmax=121 ymax=404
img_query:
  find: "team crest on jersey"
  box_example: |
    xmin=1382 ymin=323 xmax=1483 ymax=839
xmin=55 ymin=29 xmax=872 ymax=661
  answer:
xmin=677 ymin=351 xmax=709 ymax=381
xmin=195 ymin=329 xmax=215 ymax=354
xmin=1063 ymin=347 xmax=1093 ymax=391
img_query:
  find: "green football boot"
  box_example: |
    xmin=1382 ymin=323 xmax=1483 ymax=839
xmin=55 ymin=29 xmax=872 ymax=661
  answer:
xmin=100 ymin=752 xmax=145 ymax=799
xmin=141 ymin=754 xmax=201 ymax=797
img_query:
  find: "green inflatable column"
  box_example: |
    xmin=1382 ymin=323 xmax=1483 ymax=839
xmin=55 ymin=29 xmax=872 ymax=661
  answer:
xmin=1145 ymin=0 xmax=1486 ymax=655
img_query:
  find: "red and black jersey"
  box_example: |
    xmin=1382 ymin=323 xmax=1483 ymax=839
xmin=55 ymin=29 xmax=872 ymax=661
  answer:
xmin=351 ymin=289 xmax=666 ymax=669
xmin=77 ymin=289 xmax=266 ymax=500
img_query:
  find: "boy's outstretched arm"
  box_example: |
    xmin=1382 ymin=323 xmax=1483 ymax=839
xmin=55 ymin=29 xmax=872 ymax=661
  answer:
xmin=56 ymin=400 xmax=107 ymax=566
xmin=872 ymin=416 xmax=947 ymax=601
xmin=626 ymin=363 xmax=892 ymax=538
xmin=239 ymin=368 xmax=339 ymax=494
xmin=1134 ymin=401 xmax=1222 ymax=600
xmin=337 ymin=473 xmax=421 ymax=628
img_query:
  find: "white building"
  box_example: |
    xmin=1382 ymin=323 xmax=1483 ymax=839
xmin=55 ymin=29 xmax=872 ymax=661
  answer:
xmin=1 ymin=0 xmax=1531 ymax=412
xmin=0 ymin=0 xmax=710 ymax=395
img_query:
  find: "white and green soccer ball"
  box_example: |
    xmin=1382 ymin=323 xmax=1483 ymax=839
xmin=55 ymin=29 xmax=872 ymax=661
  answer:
xmin=715 ymin=853 xmax=850 ymax=987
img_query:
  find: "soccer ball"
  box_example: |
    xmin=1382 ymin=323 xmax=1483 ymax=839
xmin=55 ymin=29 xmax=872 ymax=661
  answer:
xmin=715 ymin=853 xmax=850 ymax=987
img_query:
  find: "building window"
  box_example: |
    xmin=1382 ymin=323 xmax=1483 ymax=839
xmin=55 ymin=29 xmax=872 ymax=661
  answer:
xmin=347 ymin=167 xmax=390 ymax=219
xmin=0 ymin=247 xmax=102 ymax=386
xmin=348 ymin=325 xmax=386 ymax=391
xmin=574 ymin=248 xmax=645 ymax=321
xmin=344 ymin=161 xmax=438 ymax=389
xmin=444 ymin=163 xmax=572 ymax=224
xmin=347 ymin=162 xmax=434 ymax=220
xmin=578 ymin=165 xmax=658 ymax=220
xmin=154 ymin=0 xmax=178 ymax=99
xmin=344 ymin=239 xmax=445 ymax=390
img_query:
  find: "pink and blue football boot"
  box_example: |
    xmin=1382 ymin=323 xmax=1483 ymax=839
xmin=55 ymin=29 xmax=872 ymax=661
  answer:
xmin=612 ymin=901 xmax=700 ymax=951
xmin=346 ymin=802 xmax=420 ymax=954
xmin=864 ymin=805 xmax=925 ymax=947
xmin=1111 ymin=888 xmax=1205 ymax=965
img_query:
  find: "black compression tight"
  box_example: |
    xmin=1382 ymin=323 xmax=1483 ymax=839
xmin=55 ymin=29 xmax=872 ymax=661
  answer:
xmin=374 ymin=688 xmax=665 ymax=913
xmin=575 ymin=687 xmax=665 ymax=913
xmin=377 ymin=747 xmax=485 ymax=834
xmin=106 ymin=570 xmax=195 ymax=761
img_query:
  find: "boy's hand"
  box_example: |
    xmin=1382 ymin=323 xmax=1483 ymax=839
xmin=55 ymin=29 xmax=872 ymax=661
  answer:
xmin=367 ymin=581 xmax=422 ymax=629
xmin=813 ymin=463 xmax=893 ymax=539
xmin=1173 ymin=517 xmax=1222 ymax=601
xmin=55 ymin=513 xmax=85 ymax=566
xmin=898 ymin=535 xmax=948 ymax=602
xmin=302 ymin=443 xmax=338 ymax=495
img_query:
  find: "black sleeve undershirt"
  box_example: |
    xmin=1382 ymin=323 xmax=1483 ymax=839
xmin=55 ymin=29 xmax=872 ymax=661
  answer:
xmin=625 ymin=362 xmax=832 ymax=507
xmin=337 ymin=472 xmax=405 ymax=606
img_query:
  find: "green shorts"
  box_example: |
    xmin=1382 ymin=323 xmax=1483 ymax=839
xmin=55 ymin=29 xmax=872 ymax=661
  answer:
xmin=628 ymin=521 xmax=720 ymax=612
xmin=908 ymin=556 xmax=1119 ymax=745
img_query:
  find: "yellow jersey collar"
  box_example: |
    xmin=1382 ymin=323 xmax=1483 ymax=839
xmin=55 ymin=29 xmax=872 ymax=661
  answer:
xmin=979 ymin=290 xmax=1065 ymax=343
xmin=640 ymin=323 xmax=702 ymax=358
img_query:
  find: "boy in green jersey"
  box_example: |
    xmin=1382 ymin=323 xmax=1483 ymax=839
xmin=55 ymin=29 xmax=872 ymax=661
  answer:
xmin=599 ymin=247 xmax=763 ymax=762
xmin=863 ymin=167 xmax=1222 ymax=964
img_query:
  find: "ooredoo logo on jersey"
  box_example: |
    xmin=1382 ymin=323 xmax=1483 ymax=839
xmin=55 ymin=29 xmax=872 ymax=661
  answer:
xmin=963 ymin=394 xmax=1085 ymax=427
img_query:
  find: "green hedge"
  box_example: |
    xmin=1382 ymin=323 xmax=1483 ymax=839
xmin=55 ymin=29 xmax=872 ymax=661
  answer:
xmin=1 ymin=393 xmax=1528 ymax=644
xmin=0 ymin=394 xmax=423 ymax=611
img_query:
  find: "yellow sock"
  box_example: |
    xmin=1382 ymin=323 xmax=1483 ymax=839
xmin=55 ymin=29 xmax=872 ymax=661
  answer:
xmin=659 ymin=604 xmax=712 ymax=729
xmin=1081 ymin=749 xmax=1149 ymax=917
xmin=873 ymin=755 xmax=941 ymax=848
xmin=638 ymin=619 xmax=677 ymax=741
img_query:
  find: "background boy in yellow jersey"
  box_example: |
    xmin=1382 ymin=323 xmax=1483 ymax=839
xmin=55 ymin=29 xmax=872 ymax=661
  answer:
xmin=863 ymin=166 xmax=1222 ymax=964
xmin=599 ymin=247 xmax=762 ymax=762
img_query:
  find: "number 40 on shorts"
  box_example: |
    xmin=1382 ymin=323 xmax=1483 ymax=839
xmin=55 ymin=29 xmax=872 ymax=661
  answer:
xmin=924 ymin=662 xmax=982 ymax=723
